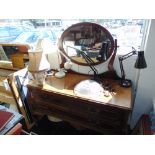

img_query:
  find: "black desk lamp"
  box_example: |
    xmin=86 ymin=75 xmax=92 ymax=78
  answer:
xmin=67 ymin=45 xmax=100 ymax=82
xmin=119 ymin=47 xmax=147 ymax=87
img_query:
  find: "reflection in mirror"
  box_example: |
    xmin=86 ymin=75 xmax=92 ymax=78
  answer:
xmin=60 ymin=22 xmax=115 ymax=65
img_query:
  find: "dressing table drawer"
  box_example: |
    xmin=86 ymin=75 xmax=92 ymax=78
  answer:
xmin=29 ymin=87 xmax=122 ymax=117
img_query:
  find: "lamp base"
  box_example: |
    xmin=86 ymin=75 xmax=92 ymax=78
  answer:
xmin=28 ymin=70 xmax=47 ymax=86
xmin=120 ymin=79 xmax=132 ymax=88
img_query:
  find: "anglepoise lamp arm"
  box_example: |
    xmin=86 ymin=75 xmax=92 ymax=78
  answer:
xmin=81 ymin=50 xmax=99 ymax=80
xmin=119 ymin=48 xmax=137 ymax=87
xmin=67 ymin=45 xmax=100 ymax=82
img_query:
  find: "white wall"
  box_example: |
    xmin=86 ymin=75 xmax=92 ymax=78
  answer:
xmin=127 ymin=19 xmax=155 ymax=128
xmin=113 ymin=20 xmax=155 ymax=129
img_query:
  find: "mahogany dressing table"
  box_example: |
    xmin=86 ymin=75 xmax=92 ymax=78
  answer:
xmin=27 ymin=72 xmax=132 ymax=134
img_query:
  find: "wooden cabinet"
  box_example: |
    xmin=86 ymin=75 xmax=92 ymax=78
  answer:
xmin=27 ymin=73 xmax=132 ymax=134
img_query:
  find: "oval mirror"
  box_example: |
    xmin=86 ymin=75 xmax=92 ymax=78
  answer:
xmin=59 ymin=22 xmax=115 ymax=66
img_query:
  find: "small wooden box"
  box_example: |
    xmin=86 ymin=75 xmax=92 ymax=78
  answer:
xmin=11 ymin=53 xmax=25 ymax=69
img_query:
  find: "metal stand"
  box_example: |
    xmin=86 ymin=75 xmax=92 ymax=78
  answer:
xmin=119 ymin=47 xmax=137 ymax=87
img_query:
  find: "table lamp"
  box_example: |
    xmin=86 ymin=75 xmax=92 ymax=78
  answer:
xmin=119 ymin=48 xmax=147 ymax=87
xmin=28 ymin=40 xmax=50 ymax=86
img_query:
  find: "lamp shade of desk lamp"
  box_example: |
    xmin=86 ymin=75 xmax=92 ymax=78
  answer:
xmin=134 ymin=51 xmax=147 ymax=69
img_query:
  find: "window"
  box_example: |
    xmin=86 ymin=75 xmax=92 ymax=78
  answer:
xmin=0 ymin=19 xmax=148 ymax=55
xmin=0 ymin=26 xmax=23 ymax=41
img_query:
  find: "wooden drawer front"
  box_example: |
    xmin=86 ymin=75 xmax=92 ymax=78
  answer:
xmin=32 ymin=98 xmax=94 ymax=121
xmin=94 ymin=112 xmax=124 ymax=129
xmin=29 ymin=88 xmax=124 ymax=114
xmin=29 ymin=88 xmax=94 ymax=111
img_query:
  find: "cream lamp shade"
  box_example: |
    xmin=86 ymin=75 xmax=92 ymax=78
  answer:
xmin=28 ymin=50 xmax=50 ymax=72
xmin=27 ymin=39 xmax=50 ymax=86
xmin=28 ymin=39 xmax=50 ymax=72
xmin=27 ymin=49 xmax=50 ymax=86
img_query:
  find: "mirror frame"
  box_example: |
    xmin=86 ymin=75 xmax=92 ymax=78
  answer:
xmin=58 ymin=22 xmax=115 ymax=66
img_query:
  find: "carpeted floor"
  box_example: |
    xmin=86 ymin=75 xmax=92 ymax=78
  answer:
xmin=30 ymin=116 xmax=101 ymax=135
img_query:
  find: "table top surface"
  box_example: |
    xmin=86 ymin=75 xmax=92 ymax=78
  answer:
xmin=28 ymin=72 xmax=132 ymax=110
